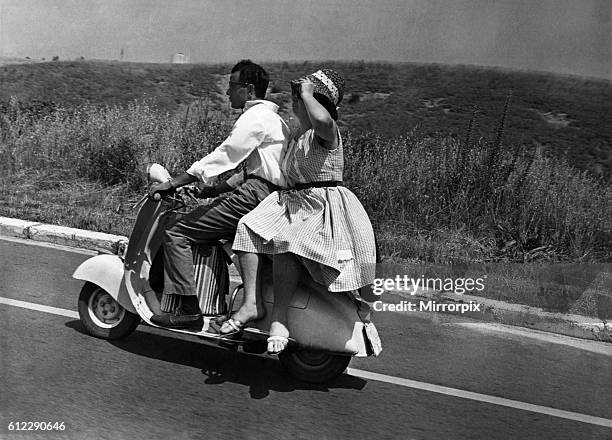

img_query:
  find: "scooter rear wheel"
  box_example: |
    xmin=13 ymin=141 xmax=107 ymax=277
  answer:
xmin=78 ymin=282 xmax=141 ymax=340
xmin=279 ymin=350 xmax=351 ymax=383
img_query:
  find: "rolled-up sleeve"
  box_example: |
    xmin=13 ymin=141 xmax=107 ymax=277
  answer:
xmin=186 ymin=109 xmax=265 ymax=184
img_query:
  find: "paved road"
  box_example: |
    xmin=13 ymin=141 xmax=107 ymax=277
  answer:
xmin=1 ymin=237 xmax=611 ymax=440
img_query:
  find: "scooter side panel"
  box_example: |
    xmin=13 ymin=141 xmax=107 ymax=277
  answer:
xmin=124 ymin=199 xmax=164 ymax=269
xmin=72 ymin=254 xmax=137 ymax=314
xmin=287 ymin=285 xmax=366 ymax=355
xmin=250 ymin=279 xmax=367 ymax=355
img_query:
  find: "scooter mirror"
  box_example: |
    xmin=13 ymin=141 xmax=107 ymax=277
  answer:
xmin=147 ymin=163 xmax=171 ymax=184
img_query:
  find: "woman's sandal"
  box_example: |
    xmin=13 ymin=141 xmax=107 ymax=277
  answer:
xmin=267 ymin=335 xmax=289 ymax=355
xmin=208 ymin=317 xmax=244 ymax=337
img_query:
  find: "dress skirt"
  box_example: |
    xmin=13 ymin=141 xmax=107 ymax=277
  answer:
xmin=233 ymin=185 xmax=376 ymax=292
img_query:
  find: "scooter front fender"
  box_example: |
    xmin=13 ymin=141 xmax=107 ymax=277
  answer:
xmin=73 ymin=254 xmax=137 ymax=314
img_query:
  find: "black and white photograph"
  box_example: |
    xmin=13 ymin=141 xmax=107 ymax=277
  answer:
xmin=0 ymin=1 xmax=610 ymax=439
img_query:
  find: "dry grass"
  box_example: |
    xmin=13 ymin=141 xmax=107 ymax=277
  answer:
xmin=344 ymin=129 xmax=611 ymax=262
xmin=2 ymin=98 xmax=610 ymax=261
xmin=0 ymin=170 xmax=136 ymax=235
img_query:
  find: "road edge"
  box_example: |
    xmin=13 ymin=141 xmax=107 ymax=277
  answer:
xmin=1 ymin=216 xmax=610 ymax=343
xmin=379 ymin=290 xmax=611 ymax=342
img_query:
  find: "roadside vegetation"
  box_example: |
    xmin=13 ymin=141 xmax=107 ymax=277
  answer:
xmin=2 ymin=60 xmax=610 ymax=178
xmin=1 ymin=60 xmax=610 ymax=317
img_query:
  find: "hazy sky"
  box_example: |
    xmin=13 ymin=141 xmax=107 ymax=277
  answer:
xmin=1 ymin=0 xmax=610 ymax=78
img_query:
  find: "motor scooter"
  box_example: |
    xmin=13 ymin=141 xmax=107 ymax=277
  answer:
xmin=73 ymin=164 xmax=381 ymax=383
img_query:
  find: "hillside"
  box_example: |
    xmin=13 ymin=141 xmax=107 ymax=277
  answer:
xmin=1 ymin=59 xmax=610 ymax=178
xmin=0 ymin=60 xmax=226 ymax=110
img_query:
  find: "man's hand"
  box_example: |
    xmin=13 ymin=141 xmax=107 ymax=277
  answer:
xmin=149 ymin=181 xmax=175 ymax=200
xmin=193 ymin=180 xmax=234 ymax=199
xmin=194 ymin=185 xmax=218 ymax=199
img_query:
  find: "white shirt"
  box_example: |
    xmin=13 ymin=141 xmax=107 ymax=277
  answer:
xmin=186 ymin=100 xmax=289 ymax=188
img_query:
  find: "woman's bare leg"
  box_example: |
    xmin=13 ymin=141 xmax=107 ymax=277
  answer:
xmin=220 ymin=251 xmax=266 ymax=332
xmin=268 ymin=252 xmax=302 ymax=353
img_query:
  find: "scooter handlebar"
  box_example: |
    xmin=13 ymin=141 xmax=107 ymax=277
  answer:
xmin=149 ymin=185 xmax=195 ymax=203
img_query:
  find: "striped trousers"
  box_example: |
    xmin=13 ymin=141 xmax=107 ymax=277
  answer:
xmin=162 ymin=177 xmax=277 ymax=297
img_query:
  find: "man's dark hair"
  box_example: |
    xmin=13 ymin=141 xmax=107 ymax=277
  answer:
xmin=231 ymin=60 xmax=269 ymax=98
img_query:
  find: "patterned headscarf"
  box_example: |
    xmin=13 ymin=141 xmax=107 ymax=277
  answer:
xmin=306 ymin=68 xmax=345 ymax=107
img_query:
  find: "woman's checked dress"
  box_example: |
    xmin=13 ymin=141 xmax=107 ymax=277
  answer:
xmin=232 ymin=129 xmax=376 ymax=292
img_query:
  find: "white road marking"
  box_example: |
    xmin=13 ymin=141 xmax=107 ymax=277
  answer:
xmin=446 ymin=322 xmax=612 ymax=356
xmin=347 ymin=368 xmax=612 ymax=428
xmin=1 ymin=295 xmax=611 ymax=428
xmin=0 ymin=296 xmax=79 ymax=319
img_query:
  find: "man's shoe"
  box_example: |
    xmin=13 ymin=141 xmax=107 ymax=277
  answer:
xmin=150 ymin=306 xmax=203 ymax=330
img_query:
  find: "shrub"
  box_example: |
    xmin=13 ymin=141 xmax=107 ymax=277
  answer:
xmin=84 ymin=136 xmax=142 ymax=188
xmin=343 ymin=128 xmax=611 ymax=261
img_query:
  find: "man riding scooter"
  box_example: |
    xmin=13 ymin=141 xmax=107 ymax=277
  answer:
xmin=148 ymin=60 xmax=290 ymax=331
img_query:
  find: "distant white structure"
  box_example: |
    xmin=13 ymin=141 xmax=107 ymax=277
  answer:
xmin=171 ymin=53 xmax=189 ymax=64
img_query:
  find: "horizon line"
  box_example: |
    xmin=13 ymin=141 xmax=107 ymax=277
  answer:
xmin=1 ymin=55 xmax=609 ymax=82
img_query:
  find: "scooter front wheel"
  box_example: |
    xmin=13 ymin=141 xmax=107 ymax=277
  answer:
xmin=279 ymin=350 xmax=351 ymax=384
xmin=77 ymin=282 xmax=141 ymax=340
